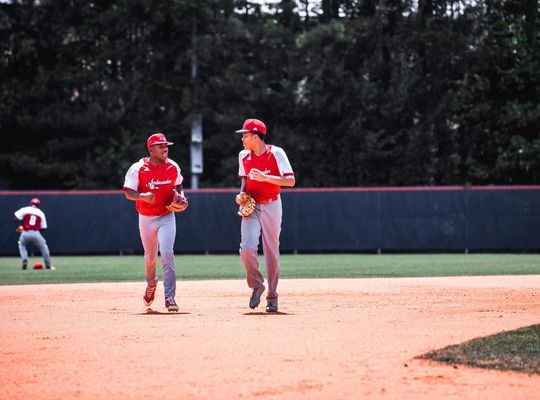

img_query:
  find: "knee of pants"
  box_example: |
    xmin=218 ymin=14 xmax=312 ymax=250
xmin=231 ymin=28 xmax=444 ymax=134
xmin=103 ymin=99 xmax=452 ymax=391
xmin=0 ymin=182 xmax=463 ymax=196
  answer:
xmin=240 ymin=235 xmax=259 ymax=250
xmin=145 ymin=253 xmax=158 ymax=264
xmin=239 ymin=246 xmax=258 ymax=255
xmin=161 ymin=251 xmax=175 ymax=265
xmin=240 ymin=229 xmax=260 ymax=250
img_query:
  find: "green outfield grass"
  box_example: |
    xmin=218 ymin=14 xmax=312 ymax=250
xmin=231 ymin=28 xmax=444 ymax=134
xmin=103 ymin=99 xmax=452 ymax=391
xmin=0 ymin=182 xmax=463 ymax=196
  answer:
xmin=0 ymin=253 xmax=539 ymax=286
xmin=421 ymin=324 xmax=540 ymax=375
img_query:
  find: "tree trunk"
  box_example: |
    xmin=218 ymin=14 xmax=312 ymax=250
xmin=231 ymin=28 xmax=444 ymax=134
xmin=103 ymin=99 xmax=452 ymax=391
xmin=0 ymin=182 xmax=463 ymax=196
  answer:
xmin=321 ymin=0 xmax=340 ymax=22
xmin=524 ymin=0 xmax=538 ymax=47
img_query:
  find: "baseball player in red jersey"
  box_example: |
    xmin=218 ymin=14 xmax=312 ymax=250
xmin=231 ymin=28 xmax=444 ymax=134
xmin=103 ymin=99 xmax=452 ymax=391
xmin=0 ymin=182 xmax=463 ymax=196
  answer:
xmin=235 ymin=118 xmax=295 ymax=312
xmin=123 ymin=133 xmax=184 ymax=312
xmin=14 ymin=198 xmax=55 ymax=270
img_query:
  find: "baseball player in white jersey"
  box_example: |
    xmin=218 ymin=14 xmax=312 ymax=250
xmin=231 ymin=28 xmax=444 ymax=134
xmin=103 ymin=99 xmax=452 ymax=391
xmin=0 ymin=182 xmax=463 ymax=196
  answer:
xmin=123 ymin=133 xmax=184 ymax=312
xmin=235 ymin=118 xmax=295 ymax=312
xmin=14 ymin=198 xmax=55 ymax=270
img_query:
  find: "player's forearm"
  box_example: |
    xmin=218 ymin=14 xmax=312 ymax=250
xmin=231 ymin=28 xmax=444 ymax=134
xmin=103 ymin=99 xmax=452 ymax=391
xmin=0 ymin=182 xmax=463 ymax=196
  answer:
xmin=262 ymin=175 xmax=295 ymax=187
xmin=124 ymin=189 xmax=142 ymax=201
xmin=125 ymin=189 xmax=154 ymax=202
xmin=124 ymin=189 xmax=156 ymax=204
xmin=175 ymin=184 xmax=185 ymax=196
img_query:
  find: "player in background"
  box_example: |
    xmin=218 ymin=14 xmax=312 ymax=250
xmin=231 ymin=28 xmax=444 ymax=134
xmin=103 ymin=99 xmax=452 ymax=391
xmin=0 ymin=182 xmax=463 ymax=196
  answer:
xmin=123 ymin=133 xmax=184 ymax=312
xmin=235 ymin=118 xmax=295 ymax=312
xmin=14 ymin=198 xmax=55 ymax=270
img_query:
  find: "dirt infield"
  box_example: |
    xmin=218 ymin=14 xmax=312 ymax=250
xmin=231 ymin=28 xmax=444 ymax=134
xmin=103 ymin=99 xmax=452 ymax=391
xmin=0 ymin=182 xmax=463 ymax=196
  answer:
xmin=1 ymin=276 xmax=539 ymax=399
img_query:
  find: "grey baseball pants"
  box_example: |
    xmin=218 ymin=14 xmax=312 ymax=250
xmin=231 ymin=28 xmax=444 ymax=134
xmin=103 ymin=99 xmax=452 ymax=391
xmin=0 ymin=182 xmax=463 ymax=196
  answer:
xmin=18 ymin=230 xmax=52 ymax=268
xmin=139 ymin=213 xmax=177 ymax=298
xmin=239 ymin=197 xmax=282 ymax=300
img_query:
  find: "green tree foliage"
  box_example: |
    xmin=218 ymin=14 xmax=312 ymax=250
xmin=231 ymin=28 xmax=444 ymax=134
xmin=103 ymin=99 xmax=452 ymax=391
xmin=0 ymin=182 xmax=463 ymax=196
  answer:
xmin=451 ymin=0 xmax=540 ymax=184
xmin=0 ymin=0 xmax=538 ymax=189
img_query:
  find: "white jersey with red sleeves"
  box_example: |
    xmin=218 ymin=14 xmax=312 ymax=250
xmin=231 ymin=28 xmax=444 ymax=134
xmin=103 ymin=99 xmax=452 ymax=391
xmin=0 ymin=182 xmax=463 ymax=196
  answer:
xmin=14 ymin=206 xmax=47 ymax=231
xmin=238 ymin=144 xmax=294 ymax=203
xmin=123 ymin=157 xmax=183 ymax=216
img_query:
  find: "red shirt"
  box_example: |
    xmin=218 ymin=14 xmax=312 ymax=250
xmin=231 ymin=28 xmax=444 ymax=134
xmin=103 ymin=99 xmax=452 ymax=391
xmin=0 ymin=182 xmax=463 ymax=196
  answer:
xmin=14 ymin=206 xmax=47 ymax=231
xmin=238 ymin=145 xmax=294 ymax=203
xmin=123 ymin=157 xmax=183 ymax=216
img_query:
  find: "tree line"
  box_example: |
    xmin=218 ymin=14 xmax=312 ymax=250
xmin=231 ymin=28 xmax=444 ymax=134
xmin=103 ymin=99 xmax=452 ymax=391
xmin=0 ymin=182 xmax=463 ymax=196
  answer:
xmin=0 ymin=0 xmax=539 ymax=189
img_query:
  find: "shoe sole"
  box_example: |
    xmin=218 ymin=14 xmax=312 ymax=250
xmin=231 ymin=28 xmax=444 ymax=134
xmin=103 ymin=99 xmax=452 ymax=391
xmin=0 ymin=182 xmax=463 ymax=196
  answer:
xmin=266 ymin=300 xmax=278 ymax=312
xmin=143 ymin=285 xmax=157 ymax=307
xmin=167 ymin=306 xmax=179 ymax=312
xmin=249 ymin=287 xmax=265 ymax=309
xmin=143 ymin=295 xmax=155 ymax=307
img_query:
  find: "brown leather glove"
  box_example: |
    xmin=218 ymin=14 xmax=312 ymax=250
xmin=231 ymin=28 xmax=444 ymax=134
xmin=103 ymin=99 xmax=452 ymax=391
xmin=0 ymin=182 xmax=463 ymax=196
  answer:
xmin=237 ymin=192 xmax=256 ymax=217
xmin=166 ymin=190 xmax=189 ymax=213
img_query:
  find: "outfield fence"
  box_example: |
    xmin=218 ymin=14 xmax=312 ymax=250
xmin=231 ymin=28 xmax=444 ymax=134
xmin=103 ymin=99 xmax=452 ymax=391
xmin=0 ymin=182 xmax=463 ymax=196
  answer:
xmin=1 ymin=186 xmax=539 ymax=255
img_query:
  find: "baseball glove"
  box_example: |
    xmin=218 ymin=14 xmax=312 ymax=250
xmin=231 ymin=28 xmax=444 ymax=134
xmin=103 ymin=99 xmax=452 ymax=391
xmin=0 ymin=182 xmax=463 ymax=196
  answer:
xmin=166 ymin=190 xmax=189 ymax=213
xmin=237 ymin=192 xmax=256 ymax=217
xmin=16 ymin=226 xmax=23 ymax=234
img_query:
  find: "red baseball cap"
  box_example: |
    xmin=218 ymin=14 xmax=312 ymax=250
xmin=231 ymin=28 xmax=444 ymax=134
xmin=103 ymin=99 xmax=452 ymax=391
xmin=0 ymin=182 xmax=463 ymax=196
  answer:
xmin=30 ymin=198 xmax=40 ymax=206
xmin=235 ymin=119 xmax=266 ymax=135
xmin=147 ymin=133 xmax=173 ymax=149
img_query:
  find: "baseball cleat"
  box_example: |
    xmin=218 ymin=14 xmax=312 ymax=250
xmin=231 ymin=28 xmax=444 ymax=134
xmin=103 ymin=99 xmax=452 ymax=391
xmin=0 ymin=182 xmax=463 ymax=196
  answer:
xmin=249 ymin=286 xmax=265 ymax=309
xmin=22 ymin=260 xmax=28 ymax=270
xmin=143 ymin=284 xmax=157 ymax=307
xmin=45 ymin=266 xmax=56 ymax=270
xmin=265 ymin=299 xmax=278 ymax=313
xmin=165 ymin=297 xmax=179 ymax=312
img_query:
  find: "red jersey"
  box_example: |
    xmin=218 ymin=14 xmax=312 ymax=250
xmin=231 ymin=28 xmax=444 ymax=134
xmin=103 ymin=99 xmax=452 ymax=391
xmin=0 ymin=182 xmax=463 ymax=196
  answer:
xmin=123 ymin=157 xmax=183 ymax=216
xmin=14 ymin=206 xmax=47 ymax=231
xmin=238 ymin=145 xmax=294 ymax=203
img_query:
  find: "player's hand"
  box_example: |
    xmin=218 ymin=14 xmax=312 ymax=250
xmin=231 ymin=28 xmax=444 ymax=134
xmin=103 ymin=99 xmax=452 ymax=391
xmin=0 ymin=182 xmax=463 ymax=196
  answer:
xmin=235 ymin=193 xmax=245 ymax=205
xmin=140 ymin=192 xmax=155 ymax=204
xmin=248 ymin=168 xmax=266 ymax=182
